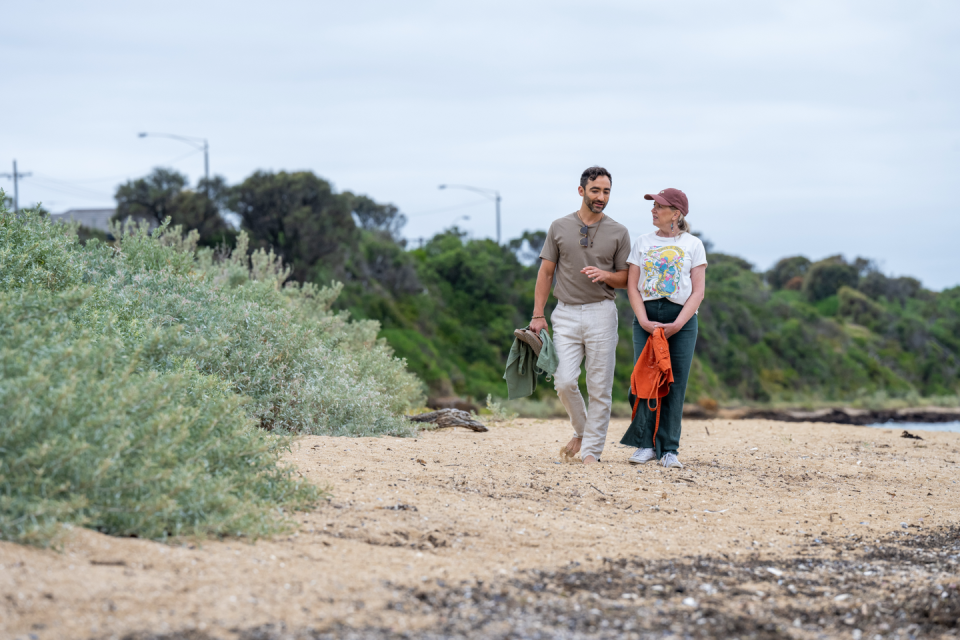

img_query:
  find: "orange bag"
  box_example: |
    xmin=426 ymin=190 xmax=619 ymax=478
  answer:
xmin=630 ymin=327 xmax=674 ymax=446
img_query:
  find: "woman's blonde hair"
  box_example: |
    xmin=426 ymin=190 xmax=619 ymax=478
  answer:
xmin=670 ymin=208 xmax=691 ymax=235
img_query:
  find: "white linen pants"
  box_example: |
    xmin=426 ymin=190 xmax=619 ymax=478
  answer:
xmin=551 ymin=299 xmax=619 ymax=461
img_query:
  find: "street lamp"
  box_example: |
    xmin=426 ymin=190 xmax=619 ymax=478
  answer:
xmin=438 ymin=184 xmax=501 ymax=244
xmin=138 ymin=132 xmax=210 ymax=197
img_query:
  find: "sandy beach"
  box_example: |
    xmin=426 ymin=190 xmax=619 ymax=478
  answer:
xmin=2 ymin=418 xmax=958 ymax=639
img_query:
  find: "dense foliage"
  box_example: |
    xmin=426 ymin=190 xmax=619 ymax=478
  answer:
xmin=1 ymin=201 xmax=421 ymax=545
xmin=110 ymin=168 xmax=960 ymax=407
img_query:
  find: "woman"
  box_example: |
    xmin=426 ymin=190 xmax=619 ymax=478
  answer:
xmin=621 ymin=188 xmax=707 ymax=469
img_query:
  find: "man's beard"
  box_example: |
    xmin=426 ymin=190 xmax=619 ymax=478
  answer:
xmin=585 ymin=195 xmax=607 ymax=212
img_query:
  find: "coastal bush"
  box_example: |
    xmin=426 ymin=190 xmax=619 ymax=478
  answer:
xmin=0 ymin=202 xmax=423 ymax=545
xmin=0 ymin=290 xmax=318 ymax=545
xmin=72 ymin=220 xmax=423 ymax=435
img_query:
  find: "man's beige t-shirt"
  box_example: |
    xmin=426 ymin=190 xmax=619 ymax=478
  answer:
xmin=539 ymin=212 xmax=631 ymax=305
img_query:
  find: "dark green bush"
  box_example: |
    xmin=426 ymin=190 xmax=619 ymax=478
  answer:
xmin=767 ymin=255 xmax=811 ymax=290
xmin=803 ymin=256 xmax=860 ymax=302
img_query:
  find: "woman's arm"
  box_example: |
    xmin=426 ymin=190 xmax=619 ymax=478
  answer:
xmin=627 ymin=264 xmax=658 ymax=334
xmin=662 ymin=264 xmax=706 ymax=338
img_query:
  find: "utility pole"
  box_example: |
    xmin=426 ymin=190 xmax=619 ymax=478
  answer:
xmin=437 ymin=184 xmax=502 ymax=244
xmin=0 ymin=160 xmax=32 ymax=213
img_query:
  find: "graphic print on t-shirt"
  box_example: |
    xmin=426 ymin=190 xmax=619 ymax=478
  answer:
xmin=642 ymin=246 xmax=686 ymax=298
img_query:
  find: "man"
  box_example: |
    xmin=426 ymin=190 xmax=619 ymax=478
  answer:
xmin=529 ymin=166 xmax=631 ymax=464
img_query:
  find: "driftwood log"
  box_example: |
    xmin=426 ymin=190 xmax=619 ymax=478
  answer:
xmin=407 ymin=409 xmax=488 ymax=432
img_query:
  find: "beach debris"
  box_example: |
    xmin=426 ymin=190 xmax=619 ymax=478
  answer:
xmin=704 ymin=426 xmax=711 ymax=436
xmin=900 ymin=430 xmax=923 ymax=440
xmin=380 ymin=503 xmax=418 ymax=511
xmin=834 ymin=593 xmax=852 ymax=601
xmin=704 ymin=509 xmax=728 ymax=514
xmin=589 ymin=484 xmax=608 ymax=496
xmin=766 ymin=567 xmax=783 ymax=577
xmin=407 ymin=409 xmax=488 ymax=432
xmin=416 ymin=458 xmax=427 ymax=466
xmin=682 ymin=597 xmax=698 ymax=607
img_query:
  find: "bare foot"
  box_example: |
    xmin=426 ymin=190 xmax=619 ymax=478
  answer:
xmin=582 ymin=455 xmax=597 ymax=465
xmin=560 ymin=437 xmax=582 ymax=462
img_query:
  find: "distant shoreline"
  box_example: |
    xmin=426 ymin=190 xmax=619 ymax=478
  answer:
xmin=685 ymin=405 xmax=960 ymax=425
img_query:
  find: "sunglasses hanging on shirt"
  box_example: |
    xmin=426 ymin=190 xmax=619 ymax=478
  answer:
xmin=578 ymin=215 xmax=603 ymax=248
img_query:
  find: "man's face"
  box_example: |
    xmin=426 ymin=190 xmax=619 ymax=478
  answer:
xmin=578 ymin=176 xmax=611 ymax=214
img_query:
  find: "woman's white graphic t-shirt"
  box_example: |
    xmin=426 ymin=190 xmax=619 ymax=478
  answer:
xmin=627 ymin=231 xmax=708 ymax=306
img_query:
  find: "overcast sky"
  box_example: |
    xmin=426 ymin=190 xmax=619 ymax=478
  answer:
xmin=3 ymin=1 xmax=958 ymax=288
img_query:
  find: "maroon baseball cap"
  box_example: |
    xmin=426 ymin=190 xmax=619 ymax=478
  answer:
xmin=644 ymin=188 xmax=689 ymax=216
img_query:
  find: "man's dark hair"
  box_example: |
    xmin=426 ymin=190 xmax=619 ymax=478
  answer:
xmin=580 ymin=166 xmax=612 ymax=189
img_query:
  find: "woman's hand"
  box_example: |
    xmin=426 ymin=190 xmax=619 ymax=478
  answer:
xmin=639 ymin=319 xmax=659 ymax=335
xmin=661 ymin=322 xmax=681 ymax=338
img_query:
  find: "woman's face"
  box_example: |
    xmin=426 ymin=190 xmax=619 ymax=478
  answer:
xmin=651 ymin=201 xmax=678 ymax=228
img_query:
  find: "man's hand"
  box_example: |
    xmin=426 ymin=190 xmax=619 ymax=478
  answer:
xmin=581 ymin=266 xmax=612 ymax=284
xmin=529 ymin=316 xmax=549 ymax=335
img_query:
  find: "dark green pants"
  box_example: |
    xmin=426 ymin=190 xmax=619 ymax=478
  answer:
xmin=620 ymin=298 xmax=698 ymax=458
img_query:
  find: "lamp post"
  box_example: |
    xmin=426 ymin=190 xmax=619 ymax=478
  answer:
xmin=138 ymin=132 xmax=209 ymax=197
xmin=438 ymin=184 xmax=501 ymax=244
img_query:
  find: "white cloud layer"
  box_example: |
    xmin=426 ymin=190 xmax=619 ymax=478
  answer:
xmin=2 ymin=0 xmax=958 ymax=287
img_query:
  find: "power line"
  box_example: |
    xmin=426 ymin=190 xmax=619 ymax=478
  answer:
xmin=0 ymin=160 xmax=32 ymax=213
xmin=26 ymin=177 xmax=114 ymax=201
xmin=37 ymin=149 xmax=202 ymax=185
xmin=405 ymin=199 xmax=490 ymax=218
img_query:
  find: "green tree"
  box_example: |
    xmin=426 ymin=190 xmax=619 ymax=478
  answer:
xmin=767 ymin=255 xmax=811 ymax=290
xmin=114 ymin=168 xmax=233 ymax=247
xmin=351 ymin=194 xmax=407 ymax=240
xmin=802 ymin=255 xmax=859 ymax=302
xmin=228 ymin=171 xmax=358 ymax=282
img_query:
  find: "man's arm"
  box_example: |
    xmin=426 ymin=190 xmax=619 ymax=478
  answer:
xmin=529 ymin=259 xmax=556 ymax=334
xmin=580 ymin=267 xmax=629 ymax=288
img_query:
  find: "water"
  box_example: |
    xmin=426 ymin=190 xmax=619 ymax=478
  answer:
xmin=866 ymin=421 xmax=960 ymax=433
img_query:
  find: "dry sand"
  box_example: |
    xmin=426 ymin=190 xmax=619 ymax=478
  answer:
xmin=2 ymin=418 xmax=959 ymax=639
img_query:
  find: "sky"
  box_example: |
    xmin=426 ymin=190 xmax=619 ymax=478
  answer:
xmin=3 ymin=1 xmax=959 ymax=288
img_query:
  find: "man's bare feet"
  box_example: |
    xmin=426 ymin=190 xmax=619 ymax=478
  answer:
xmin=582 ymin=455 xmax=597 ymax=465
xmin=560 ymin=436 xmax=582 ymax=462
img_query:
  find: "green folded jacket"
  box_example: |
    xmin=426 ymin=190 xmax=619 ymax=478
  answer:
xmin=503 ymin=329 xmax=558 ymax=400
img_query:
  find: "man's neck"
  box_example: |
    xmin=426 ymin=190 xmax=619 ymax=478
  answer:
xmin=577 ymin=204 xmax=603 ymax=225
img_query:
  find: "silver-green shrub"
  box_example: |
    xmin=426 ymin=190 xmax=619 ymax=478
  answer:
xmin=58 ymin=216 xmax=423 ymax=435
xmin=0 ymin=289 xmax=318 ymax=545
xmin=0 ymin=202 xmax=423 ymax=545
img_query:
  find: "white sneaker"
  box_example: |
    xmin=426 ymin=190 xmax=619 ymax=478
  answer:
xmin=628 ymin=448 xmax=656 ymax=465
xmin=661 ymin=452 xmax=684 ymax=469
